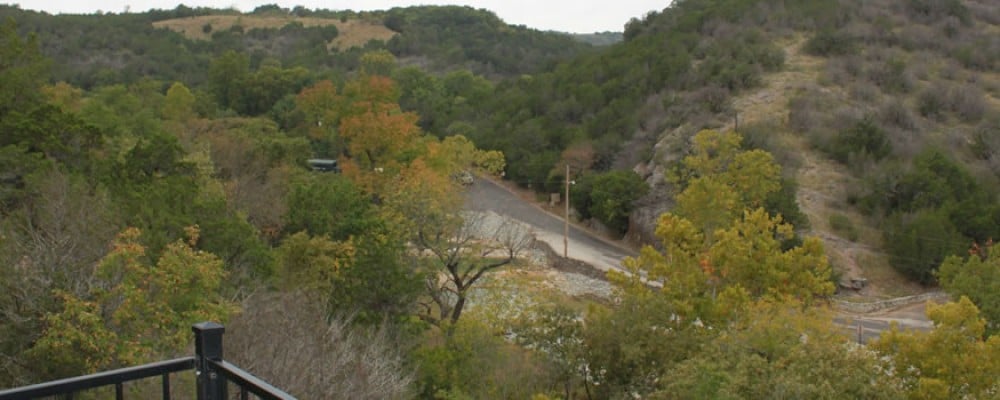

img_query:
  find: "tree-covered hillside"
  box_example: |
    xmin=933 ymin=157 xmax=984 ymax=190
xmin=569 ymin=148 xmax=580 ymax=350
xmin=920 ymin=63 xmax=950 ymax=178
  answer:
xmin=0 ymin=4 xmax=591 ymax=89
xmin=454 ymin=0 xmax=1000 ymax=294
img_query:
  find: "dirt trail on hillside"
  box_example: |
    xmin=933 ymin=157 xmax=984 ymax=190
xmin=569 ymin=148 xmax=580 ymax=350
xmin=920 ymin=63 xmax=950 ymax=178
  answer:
xmin=723 ymin=38 xmax=923 ymax=298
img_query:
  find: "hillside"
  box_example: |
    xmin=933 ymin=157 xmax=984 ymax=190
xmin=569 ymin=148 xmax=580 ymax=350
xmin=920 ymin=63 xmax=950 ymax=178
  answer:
xmin=463 ymin=0 xmax=1000 ymax=298
xmin=643 ymin=0 xmax=999 ymax=298
xmin=0 ymin=4 xmax=591 ymax=88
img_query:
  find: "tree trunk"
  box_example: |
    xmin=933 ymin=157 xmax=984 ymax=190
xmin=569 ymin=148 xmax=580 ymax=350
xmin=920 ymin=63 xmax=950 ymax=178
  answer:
xmin=450 ymin=295 xmax=466 ymax=324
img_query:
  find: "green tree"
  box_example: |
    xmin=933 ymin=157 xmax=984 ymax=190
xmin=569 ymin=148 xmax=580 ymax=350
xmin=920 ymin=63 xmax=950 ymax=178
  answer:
xmin=359 ymin=49 xmax=397 ymax=77
xmin=884 ymin=209 xmax=967 ymax=284
xmin=161 ymin=81 xmax=196 ymax=121
xmin=585 ymin=170 xmax=649 ymax=234
xmin=283 ymin=173 xmax=418 ymax=322
xmin=937 ymin=243 xmax=1000 ymax=335
xmin=0 ymin=19 xmax=47 ymax=116
xmin=208 ymin=50 xmax=250 ymax=111
xmin=656 ymin=300 xmax=904 ymax=400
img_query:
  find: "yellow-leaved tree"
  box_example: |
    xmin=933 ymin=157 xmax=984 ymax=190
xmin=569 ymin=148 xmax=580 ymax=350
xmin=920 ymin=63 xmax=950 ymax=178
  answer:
xmin=614 ymin=130 xmax=831 ymax=323
xmin=28 ymin=227 xmax=236 ymax=378
xmin=873 ymin=297 xmax=1000 ymax=399
xmin=673 ymin=129 xmax=781 ymax=234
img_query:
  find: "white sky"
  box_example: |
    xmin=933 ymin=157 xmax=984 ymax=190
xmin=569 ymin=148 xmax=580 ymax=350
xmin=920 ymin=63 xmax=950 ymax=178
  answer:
xmin=7 ymin=1 xmax=671 ymax=33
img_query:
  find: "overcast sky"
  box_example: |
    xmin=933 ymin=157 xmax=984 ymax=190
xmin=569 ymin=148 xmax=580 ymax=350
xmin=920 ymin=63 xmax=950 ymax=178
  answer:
xmin=8 ymin=1 xmax=670 ymax=33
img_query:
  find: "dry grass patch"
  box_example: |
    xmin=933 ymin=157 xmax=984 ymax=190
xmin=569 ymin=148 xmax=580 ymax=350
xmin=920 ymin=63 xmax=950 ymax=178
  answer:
xmin=152 ymin=15 xmax=397 ymax=50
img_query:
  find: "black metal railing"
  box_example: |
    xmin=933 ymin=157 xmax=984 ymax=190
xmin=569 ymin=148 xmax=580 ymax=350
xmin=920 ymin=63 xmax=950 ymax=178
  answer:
xmin=0 ymin=322 xmax=296 ymax=400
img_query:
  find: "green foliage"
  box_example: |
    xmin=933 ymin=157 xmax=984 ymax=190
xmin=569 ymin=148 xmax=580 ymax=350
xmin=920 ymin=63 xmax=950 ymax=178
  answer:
xmin=284 ymin=173 xmax=419 ymax=321
xmin=209 ymin=51 xmax=310 ymax=115
xmin=285 ymin=173 xmax=376 ymax=239
xmin=475 ymin=10 xmax=697 ymax=187
xmin=937 ymin=243 xmax=1000 ymax=336
xmin=572 ymin=170 xmax=649 ymax=234
xmin=656 ymin=301 xmax=904 ymax=400
xmin=581 ymin=294 xmax=713 ymax=397
xmin=765 ymin=177 xmax=810 ymax=231
xmin=512 ymin=304 xmax=587 ymax=399
xmin=28 ymin=227 xmax=236 ymax=378
xmin=384 ymin=6 xmax=590 ymax=76
xmin=884 ymin=209 xmax=966 ymax=284
xmin=827 ymin=116 xmax=892 ymax=164
xmin=693 ymin=30 xmax=784 ymax=91
xmin=162 ymin=82 xmax=197 ymax=121
xmin=0 ymin=19 xmax=47 ymax=114
xmin=1 ymin=104 xmax=102 ymax=172
xmin=413 ymin=319 xmax=549 ymax=399
xmin=858 ymin=148 xmax=999 ymax=284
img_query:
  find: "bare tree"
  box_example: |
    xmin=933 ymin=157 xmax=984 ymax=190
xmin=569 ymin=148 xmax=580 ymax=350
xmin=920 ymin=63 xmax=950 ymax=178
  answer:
xmin=414 ymin=211 xmax=534 ymax=327
xmin=0 ymin=169 xmax=118 ymax=385
xmin=225 ymin=292 xmax=414 ymax=400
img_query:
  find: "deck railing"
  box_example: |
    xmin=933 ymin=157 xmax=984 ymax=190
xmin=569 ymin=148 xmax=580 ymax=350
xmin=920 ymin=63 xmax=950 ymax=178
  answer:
xmin=0 ymin=322 xmax=295 ymax=400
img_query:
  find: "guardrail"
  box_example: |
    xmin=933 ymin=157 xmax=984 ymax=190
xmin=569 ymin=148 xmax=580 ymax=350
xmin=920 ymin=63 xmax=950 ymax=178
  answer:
xmin=832 ymin=291 xmax=950 ymax=314
xmin=0 ymin=322 xmax=295 ymax=400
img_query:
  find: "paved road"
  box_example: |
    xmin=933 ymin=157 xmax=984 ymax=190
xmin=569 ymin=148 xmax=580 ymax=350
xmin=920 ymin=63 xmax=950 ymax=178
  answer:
xmin=466 ymin=177 xmax=936 ymax=339
xmin=833 ymin=315 xmax=933 ymax=344
xmin=464 ymin=178 xmax=636 ymax=273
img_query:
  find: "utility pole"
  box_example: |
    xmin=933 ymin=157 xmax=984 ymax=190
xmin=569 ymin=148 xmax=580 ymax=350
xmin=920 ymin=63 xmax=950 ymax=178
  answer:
xmin=564 ymin=163 xmax=569 ymax=258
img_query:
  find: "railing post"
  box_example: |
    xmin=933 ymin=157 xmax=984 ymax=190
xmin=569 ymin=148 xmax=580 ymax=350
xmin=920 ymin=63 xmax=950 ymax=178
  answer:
xmin=193 ymin=322 xmax=227 ymax=400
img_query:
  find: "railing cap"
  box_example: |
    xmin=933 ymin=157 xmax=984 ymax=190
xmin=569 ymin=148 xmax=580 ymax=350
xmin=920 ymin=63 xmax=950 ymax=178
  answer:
xmin=192 ymin=321 xmax=225 ymax=334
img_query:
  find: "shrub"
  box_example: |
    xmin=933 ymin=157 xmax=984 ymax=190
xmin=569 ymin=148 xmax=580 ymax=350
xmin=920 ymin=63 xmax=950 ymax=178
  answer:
xmin=917 ymin=84 xmax=947 ymax=120
xmin=804 ymin=29 xmax=855 ymax=56
xmin=906 ymin=0 xmax=971 ymax=25
xmin=741 ymin=120 xmax=801 ymax=170
xmin=828 ymin=213 xmax=859 ymax=241
xmin=970 ymin=117 xmax=1000 ymax=161
xmin=828 ymin=116 xmax=892 ymax=164
xmin=849 ymin=83 xmax=879 ymax=103
xmin=693 ymin=85 xmax=731 ymax=113
xmin=947 ymin=84 xmax=986 ymax=122
xmin=878 ymin=99 xmax=917 ymax=131
xmin=885 ymin=209 xmax=967 ymax=284
xmin=866 ymin=56 xmax=913 ymax=93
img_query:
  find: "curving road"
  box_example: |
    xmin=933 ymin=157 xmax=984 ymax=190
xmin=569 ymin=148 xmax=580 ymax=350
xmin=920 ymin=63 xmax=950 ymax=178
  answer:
xmin=465 ymin=177 xmax=936 ymax=339
xmin=464 ymin=177 xmax=636 ymax=273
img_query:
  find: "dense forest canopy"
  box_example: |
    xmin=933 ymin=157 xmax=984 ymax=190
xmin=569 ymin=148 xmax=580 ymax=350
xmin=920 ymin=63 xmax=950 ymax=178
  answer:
xmin=1 ymin=0 xmax=999 ymax=398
